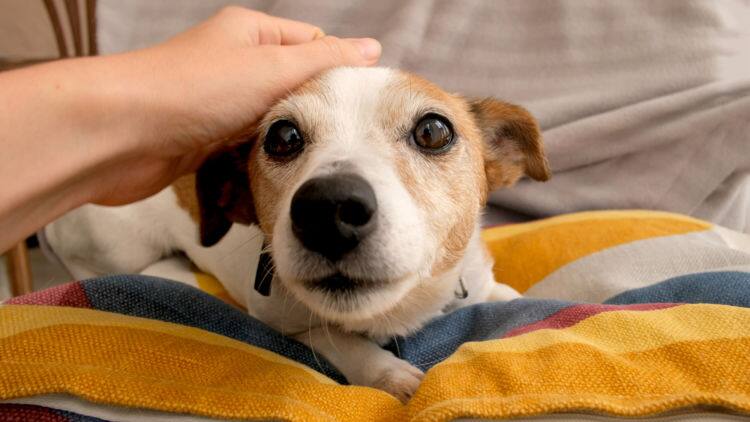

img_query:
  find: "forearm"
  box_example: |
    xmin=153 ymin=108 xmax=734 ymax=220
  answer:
xmin=0 ymin=58 xmax=133 ymax=251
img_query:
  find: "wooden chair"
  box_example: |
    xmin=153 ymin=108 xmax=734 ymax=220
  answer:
xmin=1 ymin=0 xmax=97 ymax=297
xmin=5 ymin=243 xmax=33 ymax=296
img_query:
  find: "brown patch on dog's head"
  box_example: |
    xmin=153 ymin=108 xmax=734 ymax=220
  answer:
xmin=172 ymin=175 xmax=201 ymax=223
xmin=389 ymin=73 xmax=489 ymax=277
xmin=194 ymin=142 xmax=257 ymax=246
xmin=386 ymin=74 xmax=550 ymax=278
xmin=246 ymin=143 xmax=281 ymax=240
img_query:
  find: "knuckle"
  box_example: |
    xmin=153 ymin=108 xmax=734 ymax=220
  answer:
xmin=319 ymin=36 xmax=347 ymax=59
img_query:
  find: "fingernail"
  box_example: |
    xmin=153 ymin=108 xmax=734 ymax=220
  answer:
xmin=313 ymin=27 xmax=326 ymax=40
xmin=350 ymin=38 xmax=382 ymax=61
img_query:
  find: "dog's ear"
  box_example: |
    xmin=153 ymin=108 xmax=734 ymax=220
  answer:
xmin=469 ymin=98 xmax=550 ymax=190
xmin=195 ymin=143 xmax=257 ymax=247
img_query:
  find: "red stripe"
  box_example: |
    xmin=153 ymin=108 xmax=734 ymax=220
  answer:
xmin=4 ymin=281 xmax=90 ymax=308
xmin=503 ymin=303 xmax=680 ymax=339
xmin=0 ymin=404 xmax=70 ymax=422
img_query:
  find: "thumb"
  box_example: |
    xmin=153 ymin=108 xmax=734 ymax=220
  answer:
xmin=279 ymin=36 xmax=381 ymax=79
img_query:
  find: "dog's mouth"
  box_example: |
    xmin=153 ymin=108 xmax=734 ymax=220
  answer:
xmin=304 ymin=272 xmax=385 ymax=295
xmin=279 ymin=262 xmax=418 ymax=320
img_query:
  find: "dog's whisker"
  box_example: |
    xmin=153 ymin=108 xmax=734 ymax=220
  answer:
xmin=322 ymin=320 xmax=340 ymax=354
xmin=260 ymin=243 xmax=274 ymax=255
xmin=380 ymin=314 xmax=404 ymax=359
xmin=218 ymin=232 xmax=263 ymax=262
xmin=307 ymin=312 xmax=324 ymax=371
xmin=287 ymin=294 xmax=302 ymax=315
xmin=390 ymin=322 xmax=403 ymax=360
xmin=261 ymin=262 xmax=276 ymax=290
xmin=280 ymin=283 xmax=291 ymax=335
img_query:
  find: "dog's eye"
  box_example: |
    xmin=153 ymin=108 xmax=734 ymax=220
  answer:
xmin=264 ymin=120 xmax=304 ymax=158
xmin=412 ymin=114 xmax=454 ymax=152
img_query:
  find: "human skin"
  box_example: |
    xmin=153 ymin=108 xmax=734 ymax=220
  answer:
xmin=0 ymin=6 xmax=381 ymax=252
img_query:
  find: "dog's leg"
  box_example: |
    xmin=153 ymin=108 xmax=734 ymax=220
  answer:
xmin=488 ymin=282 xmax=522 ymax=302
xmin=62 ymin=260 xmax=99 ymax=280
xmin=293 ymin=328 xmax=424 ymax=402
xmin=140 ymin=256 xmax=200 ymax=288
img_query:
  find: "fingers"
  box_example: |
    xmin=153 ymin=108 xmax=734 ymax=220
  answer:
xmin=262 ymin=14 xmax=326 ymax=45
xmin=216 ymin=6 xmax=381 ymax=66
xmin=218 ymin=6 xmax=325 ymax=45
xmin=280 ymin=36 xmax=381 ymax=81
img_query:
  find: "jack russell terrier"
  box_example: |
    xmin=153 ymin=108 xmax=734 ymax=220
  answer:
xmin=44 ymin=67 xmax=550 ymax=402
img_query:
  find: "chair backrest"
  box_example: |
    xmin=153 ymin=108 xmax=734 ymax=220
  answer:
xmin=43 ymin=0 xmax=98 ymax=58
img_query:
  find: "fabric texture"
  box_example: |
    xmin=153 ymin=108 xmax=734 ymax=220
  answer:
xmin=0 ymin=403 xmax=104 ymax=422
xmin=3 ymin=210 xmax=750 ymax=421
xmin=96 ymin=0 xmax=750 ymax=232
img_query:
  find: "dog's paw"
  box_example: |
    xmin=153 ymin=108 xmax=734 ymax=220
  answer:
xmin=371 ymin=358 xmax=424 ymax=403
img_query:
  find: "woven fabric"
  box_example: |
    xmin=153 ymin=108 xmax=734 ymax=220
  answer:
xmin=0 ymin=403 xmax=104 ymax=422
xmin=2 ymin=210 xmax=750 ymax=421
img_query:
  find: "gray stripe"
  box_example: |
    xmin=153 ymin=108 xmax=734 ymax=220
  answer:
xmin=525 ymin=230 xmax=750 ymax=303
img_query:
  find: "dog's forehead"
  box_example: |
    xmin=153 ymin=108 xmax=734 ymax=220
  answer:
xmin=263 ymin=67 xmax=460 ymax=132
xmin=312 ymin=67 xmax=450 ymax=109
xmin=317 ymin=67 xmax=399 ymax=109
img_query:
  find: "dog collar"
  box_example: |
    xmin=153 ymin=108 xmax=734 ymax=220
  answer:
xmin=254 ymin=251 xmax=274 ymax=296
xmin=455 ymin=277 xmax=468 ymax=299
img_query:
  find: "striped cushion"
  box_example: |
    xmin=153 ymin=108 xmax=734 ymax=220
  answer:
xmin=2 ymin=210 xmax=750 ymax=421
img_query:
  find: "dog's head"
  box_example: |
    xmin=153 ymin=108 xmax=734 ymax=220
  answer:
xmin=196 ymin=67 xmax=549 ymax=323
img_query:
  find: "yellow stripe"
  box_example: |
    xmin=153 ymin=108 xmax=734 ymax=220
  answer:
xmin=3 ymin=305 xmax=749 ymax=420
xmin=409 ymin=338 xmax=750 ymax=420
xmin=482 ymin=210 xmax=710 ymax=241
xmin=0 ymin=305 xmax=331 ymax=384
xmin=446 ymin=304 xmax=750 ymax=361
xmin=0 ymin=322 xmax=402 ymax=421
xmin=481 ymin=210 xmax=710 ymax=292
xmin=194 ymin=272 xmax=244 ymax=309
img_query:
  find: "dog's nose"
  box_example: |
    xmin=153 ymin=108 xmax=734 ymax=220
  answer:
xmin=290 ymin=173 xmax=377 ymax=262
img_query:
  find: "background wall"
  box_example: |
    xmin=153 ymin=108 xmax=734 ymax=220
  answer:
xmin=0 ymin=0 xmax=56 ymax=63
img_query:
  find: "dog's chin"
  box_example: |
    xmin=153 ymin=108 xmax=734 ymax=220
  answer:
xmin=279 ymin=272 xmax=416 ymax=323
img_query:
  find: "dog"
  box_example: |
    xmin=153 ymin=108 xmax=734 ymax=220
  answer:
xmin=44 ymin=67 xmax=550 ymax=401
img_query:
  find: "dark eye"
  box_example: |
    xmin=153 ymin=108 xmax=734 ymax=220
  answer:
xmin=264 ymin=120 xmax=304 ymax=158
xmin=412 ymin=114 xmax=455 ymax=152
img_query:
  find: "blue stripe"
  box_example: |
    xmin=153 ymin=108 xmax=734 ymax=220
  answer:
xmin=81 ymin=275 xmax=346 ymax=383
xmin=385 ymin=299 xmax=571 ymax=371
xmin=76 ymin=271 xmax=750 ymax=380
xmin=605 ymin=271 xmax=750 ymax=306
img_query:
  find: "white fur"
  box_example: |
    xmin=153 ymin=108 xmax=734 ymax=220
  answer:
xmin=44 ymin=67 xmax=521 ymax=402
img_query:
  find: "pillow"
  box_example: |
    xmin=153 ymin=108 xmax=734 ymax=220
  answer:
xmin=2 ymin=210 xmax=750 ymax=421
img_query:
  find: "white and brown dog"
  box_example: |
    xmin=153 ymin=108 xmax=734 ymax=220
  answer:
xmin=44 ymin=67 xmax=549 ymax=401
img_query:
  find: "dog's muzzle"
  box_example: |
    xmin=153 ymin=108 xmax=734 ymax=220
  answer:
xmin=290 ymin=173 xmax=377 ymax=262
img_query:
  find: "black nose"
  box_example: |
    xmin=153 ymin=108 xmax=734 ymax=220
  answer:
xmin=290 ymin=173 xmax=377 ymax=262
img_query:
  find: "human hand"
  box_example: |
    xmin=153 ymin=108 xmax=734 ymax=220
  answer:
xmin=82 ymin=6 xmax=381 ymax=205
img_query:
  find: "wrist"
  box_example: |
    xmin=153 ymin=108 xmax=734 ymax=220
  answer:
xmin=46 ymin=55 xmax=159 ymax=203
